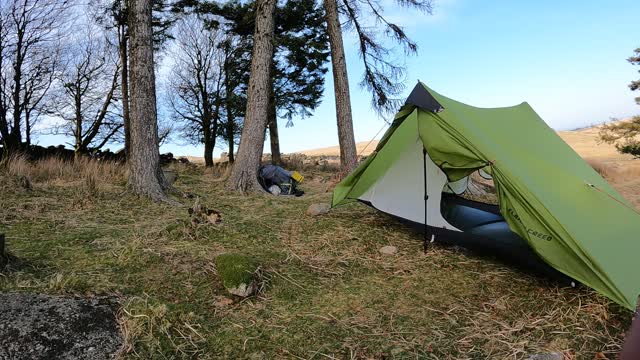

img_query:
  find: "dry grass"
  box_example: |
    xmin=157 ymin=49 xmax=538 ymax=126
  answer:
xmin=0 ymin=153 xmax=126 ymax=186
xmin=0 ymin=160 xmax=633 ymax=359
xmin=586 ymin=158 xmax=640 ymax=208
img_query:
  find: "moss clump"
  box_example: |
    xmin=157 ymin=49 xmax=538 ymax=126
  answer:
xmin=215 ymin=253 xmax=258 ymax=289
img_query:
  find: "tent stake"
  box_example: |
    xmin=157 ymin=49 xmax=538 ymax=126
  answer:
xmin=423 ymin=148 xmax=430 ymax=253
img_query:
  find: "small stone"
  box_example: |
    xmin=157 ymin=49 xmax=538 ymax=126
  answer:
xmin=527 ymin=353 xmax=563 ymax=360
xmin=379 ymin=245 xmax=398 ymax=255
xmin=306 ymin=203 xmax=330 ymax=216
xmin=227 ymin=282 xmax=257 ymax=297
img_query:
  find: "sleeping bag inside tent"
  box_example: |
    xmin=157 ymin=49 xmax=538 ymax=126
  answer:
xmin=332 ymin=82 xmax=640 ymax=311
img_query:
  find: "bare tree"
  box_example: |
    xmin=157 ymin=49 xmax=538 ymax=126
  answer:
xmin=20 ymin=49 xmax=58 ymax=146
xmin=0 ymin=0 xmax=68 ymax=152
xmin=128 ymin=0 xmax=167 ymax=201
xmin=50 ymin=27 xmax=122 ymax=157
xmin=167 ymin=16 xmax=224 ymax=167
xmin=226 ymin=0 xmax=277 ymax=192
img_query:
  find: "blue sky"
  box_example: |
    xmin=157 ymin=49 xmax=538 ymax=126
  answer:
xmin=36 ymin=0 xmax=640 ymax=157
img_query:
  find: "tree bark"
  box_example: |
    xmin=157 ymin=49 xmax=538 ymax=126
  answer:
xmin=323 ymin=0 xmax=357 ymax=174
xmin=11 ymin=32 xmax=24 ymax=148
xmin=223 ymin=51 xmax=235 ymax=164
xmin=268 ymin=96 xmax=281 ymax=165
xmin=226 ymin=0 xmax=276 ymax=192
xmin=127 ymin=0 xmax=167 ymax=201
xmin=227 ymin=129 xmax=235 ymax=163
xmin=25 ymin=112 xmax=31 ymax=147
xmin=74 ymin=87 xmax=83 ymax=159
xmin=119 ymin=27 xmax=131 ymax=158
xmin=204 ymin=127 xmax=214 ymax=167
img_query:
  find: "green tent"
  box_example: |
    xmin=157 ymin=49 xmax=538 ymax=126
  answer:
xmin=333 ymin=82 xmax=640 ymax=310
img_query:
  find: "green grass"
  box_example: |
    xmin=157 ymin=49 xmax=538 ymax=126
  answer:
xmin=0 ymin=163 xmax=632 ymax=359
xmin=215 ymin=253 xmax=258 ymax=290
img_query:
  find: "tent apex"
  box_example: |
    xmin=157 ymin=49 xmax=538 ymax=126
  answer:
xmin=405 ymin=82 xmax=444 ymax=113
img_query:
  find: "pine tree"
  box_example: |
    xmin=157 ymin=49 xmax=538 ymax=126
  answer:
xmin=225 ymin=0 xmax=277 ymax=192
xmin=269 ymin=0 xmax=329 ymax=164
xmin=598 ymin=47 xmax=640 ymax=158
xmin=629 ymin=48 xmax=640 ymax=105
xmin=323 ymin=0 xmax=433 ymax=173
xmin=323 ymin=0 xmax=357 ymax=173
xmin=127 ymin=0 xmax=168 ymax=200
xmin=173 ymin=0 xmax=329 ymax=168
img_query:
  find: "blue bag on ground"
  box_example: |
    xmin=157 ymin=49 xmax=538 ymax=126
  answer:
xmin=258 ymin=165 xmax=304 ymax=196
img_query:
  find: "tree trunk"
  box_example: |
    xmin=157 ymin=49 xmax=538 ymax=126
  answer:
xmin=227 ymin=132 xmax=235 ymax=163
xmin=323 ymin=0 xmax=357 ymax=174
xmin=127 ymin=0 xmax=167 ymax=201
xmin=226 ymin=0 xmax=276 ymax=192
xmin=1 ymin=134 xmax=21 ymax=154
xmin=25 ymin=112 xmax=31 ymax=147
xmin=268 ymin=97 xmax=281 ymax=165
xmin=119 ymin=27 xmax=131 ymax=158
xmin=202 ymin=95 xmax=213 ymax=167
xmin=74 ymin=88 xmax=83 ymax=159
xmin=204 ymin=127 xmax=214 ymax=167
xmin=267 ymin=48 xmax=281 ymax=165
xmin=223 ymin=53 xmax=235 ymax=164
xmin=11 ymin=41 xmax=23 ymax=148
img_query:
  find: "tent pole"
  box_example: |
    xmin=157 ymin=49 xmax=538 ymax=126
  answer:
xmin=423 ymin=148 xmax=429 ymax=253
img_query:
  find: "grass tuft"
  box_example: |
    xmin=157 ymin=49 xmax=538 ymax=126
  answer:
xmin=215 ymin=253 xmax=258 ymax=290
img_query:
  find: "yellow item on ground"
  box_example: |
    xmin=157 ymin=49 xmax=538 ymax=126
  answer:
xmin=290 ymin=171 xmax=304 ymax=183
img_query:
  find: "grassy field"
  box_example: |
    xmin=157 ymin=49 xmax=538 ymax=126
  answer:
xmin=0 ymin=153 xmax=635 ymax=359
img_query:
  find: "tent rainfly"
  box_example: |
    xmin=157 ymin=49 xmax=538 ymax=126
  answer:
xmin=332 ymin=82 xmax=640 ymax=310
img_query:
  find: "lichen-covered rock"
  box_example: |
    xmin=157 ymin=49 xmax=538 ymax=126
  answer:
xmin=227 ymin=282 xmax=256 ymax=297
xmin=0 ymin=293 xmax=122 ymax=360
xmin=215 ymin=253 xmax=259 ymax=297
xmin=306 ymin=203 xmax=330 ymax=216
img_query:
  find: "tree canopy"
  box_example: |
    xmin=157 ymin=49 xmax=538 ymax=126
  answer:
xmin=598 ymin=47 xmax=640 ymax=158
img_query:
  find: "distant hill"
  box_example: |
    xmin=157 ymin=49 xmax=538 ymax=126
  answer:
xmin=298 ymin=141 xmax=379 ymax=157
xmin=557 ymin=122 xmax=634 ymax=161
xmin=298 ymin=119 xmax=635 ymax=161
